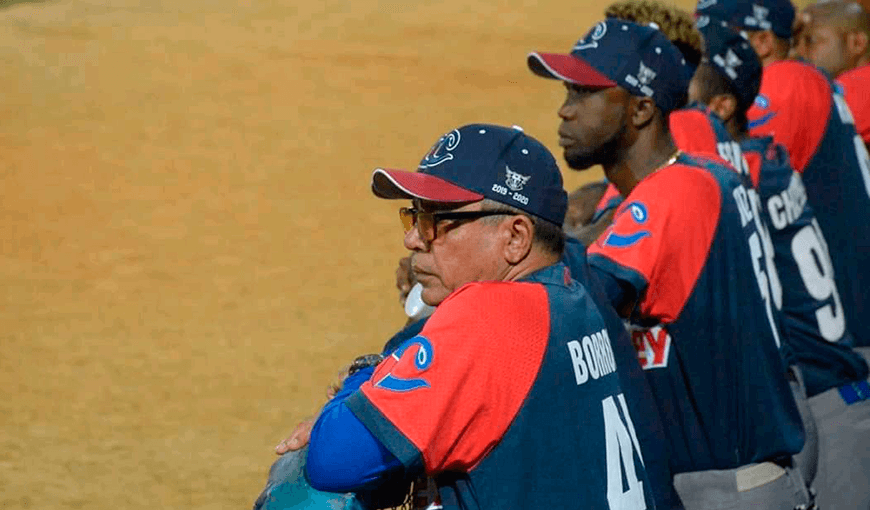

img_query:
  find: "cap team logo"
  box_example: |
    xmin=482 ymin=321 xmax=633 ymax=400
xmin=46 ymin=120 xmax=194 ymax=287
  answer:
xmin=713 ymin=49 xmax=743 ymax=79
xmin=574 ymin=21 xmax=607 ymax=51
xmin=419 ymin=129 xmax=461 ymax=169
xmin=505 ymin=166 xmax=531 ymax=191
xmin=625 ymin=61 xmax=656 ymax=97
xmin=746 ymin=4 xmax=772 ymax=30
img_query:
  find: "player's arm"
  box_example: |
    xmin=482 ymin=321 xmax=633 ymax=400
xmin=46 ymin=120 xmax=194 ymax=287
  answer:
xmin=275 ymin=319 xmax=429 ymax=455
xmin=305 ymin=367 xmax=407 ymax=492
xmin=587 ymin=163 xmax=721 ymax=322
xmin=344 ymin=283 xmax=550 ymax=474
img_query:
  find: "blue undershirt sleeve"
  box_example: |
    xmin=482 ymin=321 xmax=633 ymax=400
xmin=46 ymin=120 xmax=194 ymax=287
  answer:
xmin=305 ymin=367 xmax=406 ymax=493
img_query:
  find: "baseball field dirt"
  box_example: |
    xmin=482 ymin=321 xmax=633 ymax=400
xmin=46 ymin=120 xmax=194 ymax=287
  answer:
xmin=0 ymin=0 xmax=795 ymax=508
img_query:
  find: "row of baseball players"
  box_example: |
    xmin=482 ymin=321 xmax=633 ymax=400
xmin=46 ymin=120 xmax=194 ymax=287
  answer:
xmin=253 ymin=0 xmax=870 ymax=509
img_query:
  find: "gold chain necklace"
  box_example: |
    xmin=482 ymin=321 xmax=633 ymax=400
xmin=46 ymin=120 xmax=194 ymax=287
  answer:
xmin=654 ymin=149 xmax=682 ymax=173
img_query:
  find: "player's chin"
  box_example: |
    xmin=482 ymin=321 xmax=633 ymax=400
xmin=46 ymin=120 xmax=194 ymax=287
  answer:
xmin=563 ymin=148 xmax=599 ymax=171
xmin=418 ymin=281 xmax=449 ymax=307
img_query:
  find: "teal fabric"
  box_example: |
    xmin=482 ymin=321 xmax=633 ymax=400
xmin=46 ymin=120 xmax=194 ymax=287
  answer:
xmin=253 ymin=448 xmax=365 ymax=510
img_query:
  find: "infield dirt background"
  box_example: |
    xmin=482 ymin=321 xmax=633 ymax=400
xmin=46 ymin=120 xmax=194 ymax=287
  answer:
xmin=0 ymin=0 xmax=790 ymax=508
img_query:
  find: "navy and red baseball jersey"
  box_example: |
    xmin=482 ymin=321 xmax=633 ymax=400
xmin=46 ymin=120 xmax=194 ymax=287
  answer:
xmin=837 ymin=64 xmax=870 ymax=146
xmin=588 ymin=154 xmax=805 ymax=473
xmin=671 ymin=104 xmax=870 ymax=396
xmin=741 ymin=135 xmax=869 ymax=396
xmin=345 ymin=263 xmax=656 ymax=510
xmin=749 ymin=60 xmax=870 ymax=346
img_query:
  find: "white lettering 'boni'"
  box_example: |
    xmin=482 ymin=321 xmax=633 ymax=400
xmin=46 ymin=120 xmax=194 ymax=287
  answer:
xmin=567 ymin=328 xmax=617 ymax=385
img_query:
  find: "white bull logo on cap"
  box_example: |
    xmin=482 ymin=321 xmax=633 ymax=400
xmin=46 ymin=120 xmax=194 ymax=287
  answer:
xmin=505 ymin=166 xmax=531 ymax=191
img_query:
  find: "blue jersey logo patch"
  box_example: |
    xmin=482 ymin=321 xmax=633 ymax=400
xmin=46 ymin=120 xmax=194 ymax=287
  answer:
xmin=374 ymin=336 xmax=434 ymax=392
xmin=749 ymin=94 xmax=777 ymax=129
xmin=603 ymin=202 xmax=651 ymax=248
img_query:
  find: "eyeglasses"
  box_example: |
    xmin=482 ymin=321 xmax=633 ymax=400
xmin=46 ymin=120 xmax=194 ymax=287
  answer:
xmin=399 ymin=207 xmax=511 ymax=242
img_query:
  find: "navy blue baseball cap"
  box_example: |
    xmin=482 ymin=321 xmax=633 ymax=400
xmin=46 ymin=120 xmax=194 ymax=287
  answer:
xmin=371 ymin=124 xmax=568 ymax=226
xmin=697 ymin=18 xmax=762 ymax=109
xmin=527 ymin=19 xmax=693 ymax=115
xmin=695 ymin=0 xmax=795 ymax=38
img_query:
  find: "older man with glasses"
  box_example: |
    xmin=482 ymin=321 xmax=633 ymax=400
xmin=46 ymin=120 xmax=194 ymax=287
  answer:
xmin=273 ymin=122 xmax=672 ymax=510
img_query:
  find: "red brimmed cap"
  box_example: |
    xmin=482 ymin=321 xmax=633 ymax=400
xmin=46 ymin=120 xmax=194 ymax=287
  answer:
xmin=528 ymin=19 xmax=693 ymax=116
xmin=526 ymin=52 xmax=617 ymax=87
xmin=370 ymin=124 xmax=568 ymax=226
xmin=371 ymin=168 xmax=484 ymax=203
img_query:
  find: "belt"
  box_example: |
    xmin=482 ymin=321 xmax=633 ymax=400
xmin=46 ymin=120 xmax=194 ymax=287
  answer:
xmin=838 ymin=380 xmax=870 ymax=405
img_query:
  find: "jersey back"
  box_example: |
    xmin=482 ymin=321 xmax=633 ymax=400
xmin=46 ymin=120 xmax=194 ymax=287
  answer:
xmin=347 ymin=264 xmax=656 ymax=510
xmin=588 ymin=155 xmax=804 ymax=473
xmin=672 ymin=104 xmax=869 ymax=396
xmin=749 ymin=61 xmax=870 ymax=345
xmin=741 ymin=137 xmax=869 ymax=396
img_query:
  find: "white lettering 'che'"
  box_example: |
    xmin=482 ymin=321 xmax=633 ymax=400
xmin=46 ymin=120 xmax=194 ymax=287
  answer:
xmin=767 ymin=172 xmax=808 ymax=231
xmin=567 ymin=328 xmax=617 ymax=385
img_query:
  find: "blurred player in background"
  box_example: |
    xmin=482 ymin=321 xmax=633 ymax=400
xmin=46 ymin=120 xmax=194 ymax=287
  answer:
xmin=528 ymin=18 xmax=811 ymax=509
xmin=697 ymin=0 xmax=870 ymax=348
xmin=794 ymin=0 xmax=870 ymax=147
xmin=682 ymin=19 xmax=870 ymax=508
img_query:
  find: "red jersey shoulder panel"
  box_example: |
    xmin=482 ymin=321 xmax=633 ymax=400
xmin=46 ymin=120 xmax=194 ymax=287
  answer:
xmin=670 ymin=108 xmax=720 ymax=156
xmin=588 ymin=161 xmax=722 ymax=322
xmin=749 ymin=60 xmax=832 ymax=173
xmin=838 ymin=64 xmax=870 ymax=145
xmin=744 ymin=150 xmax=763 ymax=188
xmin=360 ymin=280 xmax=550 ymax=473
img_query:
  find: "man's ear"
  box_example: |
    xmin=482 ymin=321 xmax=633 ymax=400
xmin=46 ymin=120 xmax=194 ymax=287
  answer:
xmin=846 ymin=31 xmax=869 ymax=62
xmin=631 ymin=96 xmax=658 ymax=128
xmin=503 ymin=215 xmax=535 ymax=264
xmin=708 ymin=94 xmax=739 ymax=123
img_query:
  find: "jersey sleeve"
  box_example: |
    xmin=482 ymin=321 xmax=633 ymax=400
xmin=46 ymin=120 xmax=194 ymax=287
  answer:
xmin=838 ymin=65 xmax=870 ymax=145
xmin=345 ymin=281 xmax=551 ymax=474
xmin=748 ymin=61 xmax=832 ymax=173
xmin=587 ymin=163 xmax=722 ymax=322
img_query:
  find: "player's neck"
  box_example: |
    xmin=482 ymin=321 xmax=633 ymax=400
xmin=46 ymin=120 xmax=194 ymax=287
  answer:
xmin=503 ymin=250 xmax=561 ymax=283
xmin=604 ymin=133 xmax=679 ymax=197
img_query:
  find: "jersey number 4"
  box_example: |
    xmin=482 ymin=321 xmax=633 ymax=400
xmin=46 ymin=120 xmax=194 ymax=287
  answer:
xmin=603 ymin=394 xmax=647 ymax=510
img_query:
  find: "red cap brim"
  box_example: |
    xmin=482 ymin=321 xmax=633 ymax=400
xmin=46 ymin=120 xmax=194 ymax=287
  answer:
xmin=527 ymin=52 xmax=617 ymax=88
xmin=371 ymin=168 xmax=484 ymax=202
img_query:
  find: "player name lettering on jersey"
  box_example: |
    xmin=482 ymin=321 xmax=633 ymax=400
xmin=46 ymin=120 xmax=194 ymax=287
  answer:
xmin=628 ymin=324 xmax=672 ymax=370
xmin=566 ymin=328 xmax=617 ymax=385
xmin=767 ymin=173 xmax=808 ymax=231
xmin=734 ymin=182 xmax=784 ymax=347
xmin=717 ymin=141 xmax=749 ymax=176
